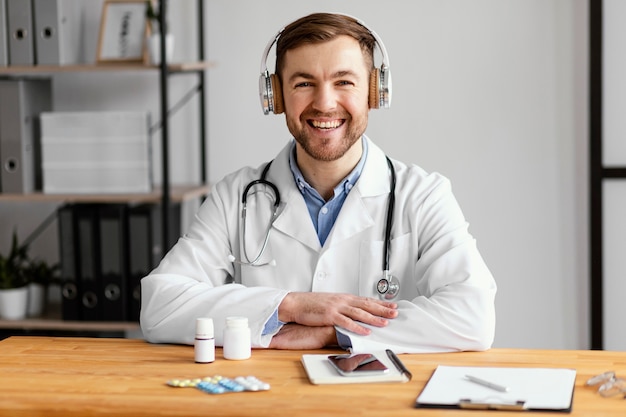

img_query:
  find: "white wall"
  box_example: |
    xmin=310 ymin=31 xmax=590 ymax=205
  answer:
xmin=0 ymin=0 xmax=589 ymax=350
xmin=205 ymin=0 xmax=589 ymax=349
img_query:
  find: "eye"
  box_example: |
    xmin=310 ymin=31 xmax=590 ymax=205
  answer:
xmin=295 ymin=82 xmax=312 ymax=88
xmin=337 ymin=80 xmax=354 ymax=86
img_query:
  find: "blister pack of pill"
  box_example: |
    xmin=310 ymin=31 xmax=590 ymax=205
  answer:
xmin=166 ymin=375 xmax=270 ymax=394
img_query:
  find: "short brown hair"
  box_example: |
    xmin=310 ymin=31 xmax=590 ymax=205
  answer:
xmin=275 ymin=13 xmax=376 ymax=78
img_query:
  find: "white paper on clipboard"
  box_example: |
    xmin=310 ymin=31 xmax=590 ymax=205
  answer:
xmin=415 ymin=365 xmax=576 ymax=412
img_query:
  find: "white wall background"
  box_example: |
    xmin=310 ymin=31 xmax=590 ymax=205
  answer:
xmin=0 ymin=0 xmax=590 ymax=350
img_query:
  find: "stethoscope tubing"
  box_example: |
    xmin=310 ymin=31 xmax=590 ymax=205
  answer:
xmin=234 ymin=156 xmax=399 ymax=299
xmin=240 ymin=161 xmax=280 ymax=266
xmin=383 ymin=156 xmax=396 ymax=274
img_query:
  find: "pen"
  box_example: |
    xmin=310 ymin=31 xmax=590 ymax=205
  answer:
xmin=465 ymin=374 xmax=510 ymax=392
xmin=385 ymin=349 xmax=412 ymax=381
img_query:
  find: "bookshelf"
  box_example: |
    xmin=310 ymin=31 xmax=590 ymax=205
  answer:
xmin=0 ymin=303 xmax=140 ymax=333
xmin=0 ymin=62 xmax=213 ymax=74
xmin=0 ymin=184 xmax=210 ymax=204
xmin=0 ymin=0 xmax=210 ymax=334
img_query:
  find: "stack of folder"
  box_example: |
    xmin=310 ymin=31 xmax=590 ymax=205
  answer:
xmin=40 ymin=111 xmax=153 ymax=194
xmin=58 ymin=202 xmax=182 ymax=322
xmin=0 ymin=0 xmax=83 ymax=67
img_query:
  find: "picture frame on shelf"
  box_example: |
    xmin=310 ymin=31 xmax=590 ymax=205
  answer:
xmin=96 ymin=0 xmax=149 ymax=64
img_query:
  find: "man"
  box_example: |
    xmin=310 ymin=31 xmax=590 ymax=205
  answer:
xmin=140 ymin=12 xmax=496 ymax=353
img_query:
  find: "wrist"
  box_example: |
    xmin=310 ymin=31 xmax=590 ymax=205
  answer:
xmin=277 ymin=292 xmax=295 ymax=323
xmin=326 ymin=327 xmax=339 ymax=347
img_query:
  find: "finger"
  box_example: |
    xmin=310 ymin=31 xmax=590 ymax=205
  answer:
xmin=344 ymin=305 xmax=392 ymax=328
xmin=334 ymin=314 xmax=372 ymax=336
xmin=355 ymin=297 xmax=399 ymax=319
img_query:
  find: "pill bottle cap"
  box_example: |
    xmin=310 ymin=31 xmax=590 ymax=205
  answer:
xmin=196 ymin=318 xmax=214 ymax=337
xmin=225 ymin=316 xmax=249 ymax=328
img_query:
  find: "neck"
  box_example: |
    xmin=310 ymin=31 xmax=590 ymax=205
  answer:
xmin=296 ymin=139 xmax=363 ymax=201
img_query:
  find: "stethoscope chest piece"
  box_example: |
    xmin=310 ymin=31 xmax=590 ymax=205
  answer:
xmin=376 ymin=271 xmax=399 ymax=300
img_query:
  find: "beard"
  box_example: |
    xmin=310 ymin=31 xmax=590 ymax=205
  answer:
xmin=286 ymin=111 xmax=368 ymax=162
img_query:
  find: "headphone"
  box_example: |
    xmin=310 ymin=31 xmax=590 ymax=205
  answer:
xmin=259 ymin=14 xmax=392 ymax=115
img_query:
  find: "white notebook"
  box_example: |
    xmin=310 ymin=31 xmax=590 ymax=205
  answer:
xmin=301 ymin=351 xmax=411 ymax=385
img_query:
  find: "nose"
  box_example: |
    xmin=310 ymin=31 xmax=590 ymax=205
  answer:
xmin=312 ymin=84 xmax=337 ymax=112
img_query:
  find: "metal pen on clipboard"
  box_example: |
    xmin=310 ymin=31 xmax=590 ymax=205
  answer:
xmin=465 ymin=374 xmax=510 ymax=392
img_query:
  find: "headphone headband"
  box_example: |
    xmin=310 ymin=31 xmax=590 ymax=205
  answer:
xmin=259 ymin=14 xmax=391 ymax=76
xmin=259 ymin=13 xmax=392 ymax=114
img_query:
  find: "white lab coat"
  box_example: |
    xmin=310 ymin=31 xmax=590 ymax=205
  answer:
xmin=140 ymin=137 xmax=496 ymax=354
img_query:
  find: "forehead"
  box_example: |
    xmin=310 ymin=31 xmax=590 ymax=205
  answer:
xmin=282 ymin=35 xmax=370 ymax=78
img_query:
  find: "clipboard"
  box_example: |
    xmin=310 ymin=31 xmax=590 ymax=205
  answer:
xmin=415 ymin=365 xmax=576 ymax=412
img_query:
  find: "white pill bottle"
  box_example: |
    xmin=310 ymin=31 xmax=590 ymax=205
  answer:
xmin=223 ymin=316 xmax=251 ymax=360
xmin=194 ymin=318 xmax=215 ymax=363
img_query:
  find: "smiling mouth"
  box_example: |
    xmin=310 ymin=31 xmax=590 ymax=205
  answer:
xmin=308 ymin=119 xmax=344 ymax=130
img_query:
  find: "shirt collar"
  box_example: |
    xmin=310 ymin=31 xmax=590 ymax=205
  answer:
xmin=288 ymin=138 xmax=368 ymax=198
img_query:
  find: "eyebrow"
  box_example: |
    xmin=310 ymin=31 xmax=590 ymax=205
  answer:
xmin=287 ymin=70 xmax=359 ymax=83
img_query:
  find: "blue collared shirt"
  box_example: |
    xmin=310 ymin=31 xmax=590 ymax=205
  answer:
xmin=288 ymin=139 xmax=368 ymax=246
xmin=262 ymin=138 xmax=368 ymax=340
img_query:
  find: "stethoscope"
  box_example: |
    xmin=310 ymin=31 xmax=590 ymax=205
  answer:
xmin=228 ymin=157 xmax=400 ymax=300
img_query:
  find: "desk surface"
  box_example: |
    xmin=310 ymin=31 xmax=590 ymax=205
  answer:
xmin=0 ymin=336 xmax=625 ymax=416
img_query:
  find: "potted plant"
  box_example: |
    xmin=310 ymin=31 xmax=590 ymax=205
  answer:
xmin=24 ymin=258 xmax=60 ymax=317
xmin=0 ymin=231 xmax=29 ymax=320
xmin=146 ymin=0 xmax=174 ymax=65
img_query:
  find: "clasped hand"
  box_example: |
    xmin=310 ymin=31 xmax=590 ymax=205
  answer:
xmin=269 ymin=292 xmax=398 ymax=349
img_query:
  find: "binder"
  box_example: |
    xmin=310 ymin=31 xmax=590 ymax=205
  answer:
xmin=58 ymin=204 xmax=81 ymax=321
xmin=127 ymin=205 xmax=155 ymax=322
xmin=0 ymin=0 xmax=8 ymax=66
xmin=414 ymin=365 xmax=576 ymax=412
xmin=33 ymin=0 xmax=82 ymax=65
xmin=6 ymin=0 xmax=34 ymax=65
xmin=0 ymin=78 xmax=52 ymax=193
xmin=98 ymin=204 xmax=129 ymax=321
xmin=74 ymin=204 xmax=101 ymax=321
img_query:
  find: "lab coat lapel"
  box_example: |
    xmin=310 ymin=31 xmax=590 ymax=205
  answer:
xmin=325 ymin=138 xmax=391 ymax=245
xmin=268 ymin=143 xmax=321 ymax=251
xmin=266 ymin=137 xmax=391 ymax=250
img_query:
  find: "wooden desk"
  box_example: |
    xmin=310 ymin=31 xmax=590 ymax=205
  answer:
xmin=0 ymin=336 xmax=625 ymax=416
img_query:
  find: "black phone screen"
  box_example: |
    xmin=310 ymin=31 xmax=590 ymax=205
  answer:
xmin=327 ymin=353 xmax=389 ymax=376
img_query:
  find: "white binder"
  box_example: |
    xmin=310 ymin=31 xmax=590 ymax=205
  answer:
xmin=6 ymin=0 xmax=34 ymax=66
xmin=0 ymin=0 xmax=8 ymax=66
xmin=33 ymin=0 xmax=82 ymax=65
xmin=0 ymin=79 xmax=52 ymax=193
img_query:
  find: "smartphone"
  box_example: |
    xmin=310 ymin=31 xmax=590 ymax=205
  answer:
xmin=327 ymin=353 xmax=389 ymax=377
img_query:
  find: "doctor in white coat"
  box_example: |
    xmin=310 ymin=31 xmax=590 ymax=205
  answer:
xmin=140 ymin=13 xmax=496 ymax=354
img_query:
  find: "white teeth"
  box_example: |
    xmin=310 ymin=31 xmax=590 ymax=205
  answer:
xmin=312 ymin=120 xmax=342 ymax=129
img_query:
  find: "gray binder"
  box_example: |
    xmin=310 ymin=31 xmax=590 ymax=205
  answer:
xmin=0 ymin=0 xmax=8 ymax=66
xmin=0 ymin=78 xmax=52 ymax=193
xmin=7 ymin=0 xmax=34 ymax=66
xmin=33 ymin=0 xmax=82 ymax=65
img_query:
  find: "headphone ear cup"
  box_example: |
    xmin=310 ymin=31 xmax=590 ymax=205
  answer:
xmin=379 ymin=67 xmax=392 ymax=109
xmin=270 ymin=74 xmax=284 ymax=114
xmin=369 ymin=69 xmax=380 ymax=109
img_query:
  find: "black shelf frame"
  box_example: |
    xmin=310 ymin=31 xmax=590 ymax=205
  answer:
xmin=589 ymin=0 xmax=603 ymax=351
xmin=157 ymin=0 xmax=207 ymax=255
xmin=588 ymin=0 xmax=626 ymax=350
